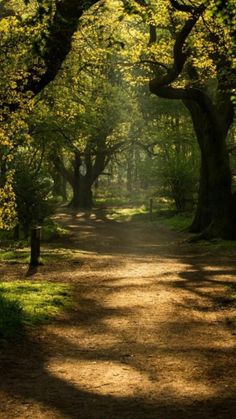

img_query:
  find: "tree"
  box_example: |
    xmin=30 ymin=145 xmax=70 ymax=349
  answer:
xmin=0 ymin=0 xmax=99 ymax=228
xmin=13 ymin=149 xmax=54 ymax=238
xmin=146 ymin=0 xmax=235 ymax=239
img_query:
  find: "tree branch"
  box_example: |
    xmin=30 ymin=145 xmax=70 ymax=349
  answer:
xmin=154 ymin=3 xmax=206 ymax=88
xmin=149 ymin=85 xmax=222 ymax=134
xmin=51 ymin=153 xmax=74 ymax=186
xmin=25 ymin=0 xmax=99 ymax=96
xmin=170 ymin=0 xmax=195 ymax=14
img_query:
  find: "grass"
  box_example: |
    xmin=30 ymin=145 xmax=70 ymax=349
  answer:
xmin=158 ymin=214 xmax=236 ymax=250
xmin=0 ymin=281 xmax=73 ymax=341
xmin=0 ymin=218 xmax=69 ymax=245
xmin=41 ymin=219 xmax=69 ymax=241
xmin=108 ymin=206 xmax=151 ymax=221
xmin=231 ymin=285 xmax=236 ymax=300
xmin=95 ymin=197 xmax=129 ymax=207
xmin=0 ymin=297 xmax=23 ymax=340
xmin=197 ymin=239 xmax=236 ymax=250
xmin=0 ymin=245 xmax=78 ymax=265
xmin=229 ymin=285 xmax=236 ymax=327
xmin=159 ymin=214 xmax=193 ymax=231
xmin=0 ymin=248 xmax=29 ymax=264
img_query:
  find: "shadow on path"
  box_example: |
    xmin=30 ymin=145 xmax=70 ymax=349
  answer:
xmin=0 ymin=208 xmax=236 ymax=418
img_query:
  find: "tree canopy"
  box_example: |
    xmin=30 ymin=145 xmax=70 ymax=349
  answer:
xmin=0 ymin=0 xmax=235 ymax=238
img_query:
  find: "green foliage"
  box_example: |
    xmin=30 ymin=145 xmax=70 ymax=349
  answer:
xmin=14 ymin=153 xmax=55 ymax=236
xmin=160 ymin=158 xmax=198 ymax=212
xmin=1 ymin=0 xmax=235 ymax=236
xmin=0 ymin=0 xmax=46 ymax=229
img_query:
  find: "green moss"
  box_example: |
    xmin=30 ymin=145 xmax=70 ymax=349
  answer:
xmin=0 ymin=281 xmax=73 ymax=340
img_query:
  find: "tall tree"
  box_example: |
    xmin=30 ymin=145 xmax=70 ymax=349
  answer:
xmin=0 ymin=0 xmax=99 ymax=228
xmin=147 ymin=0 xmax=235 ymax=239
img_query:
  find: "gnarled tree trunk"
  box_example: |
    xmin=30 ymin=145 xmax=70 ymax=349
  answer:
xmin=148 ymin=1 xmax=235 ymax=239
xmin=184 ymin=99 xmax=235 ymax=238
xmin=69 ymin=153 xmax=94 ymax=209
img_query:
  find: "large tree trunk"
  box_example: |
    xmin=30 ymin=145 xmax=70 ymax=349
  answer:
xmin=70 ymin=152 xmax=94 ymax=209
xmin=51 ymin=171 xmax=67 ymax=201
xmin=70 ymin=174 xmax=93 ymax=209
xmin=189 ymin=155 xmax=211 ymax=232
xmin=184 ymin=100 xmax=236 ymax=239
xmin=69 ymin=151 xmax=103 ymax=210
xmin=204 ymin=135 xmax=235 ymax=239
xmin=53 ymin=138 xmax=116 ymax=209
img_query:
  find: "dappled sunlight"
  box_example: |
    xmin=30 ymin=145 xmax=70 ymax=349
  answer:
xmin=48 ymin=359 xmax=151 ymax=397
xmin=0 ymin=210 xmax=235 ymax=417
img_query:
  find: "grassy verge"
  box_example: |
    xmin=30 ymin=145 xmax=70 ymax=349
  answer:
xmin=158 ymin=214 xmax=193 ymax=231
xmin=0 ymin=246 xmax=83 ymax=265
xmin=0 ymin=281 xmax=73 ymax=341
xmin=197 ymin=239 xmax=236 ymax=250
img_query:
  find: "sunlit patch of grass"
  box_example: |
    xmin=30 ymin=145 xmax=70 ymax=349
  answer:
xmin=108 ymin=206 xmax=151 ymax=221
xmin=40 ymin=247 xmax=79 ymax=264
xmin=231 ymin=285 xmax=236 ymax=299
xmin=0 ymin=248 xmax=29 ymax=264
xmin=0 ymin=245 xmax=82 ymax=265
xmin=0 ymin=281 xmax=73 ymax=338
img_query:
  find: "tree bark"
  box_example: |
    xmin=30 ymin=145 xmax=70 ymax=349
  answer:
xmin=189 ymin=155 xmax=211 ymax=232
xmin=68 ymin=152 xmax=93 ymax=209
xmin=183 ymin=99 xmax=236 ymax=238
xmin=69 ymin=174 xmax=93 ymax=209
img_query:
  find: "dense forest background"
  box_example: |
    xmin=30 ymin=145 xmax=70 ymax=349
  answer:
xmin=0 ymin=0 xmax=235 ymax=240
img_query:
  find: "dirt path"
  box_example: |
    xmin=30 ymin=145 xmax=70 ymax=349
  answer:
xmin=0 ymin=209 xmax=236 ymax=418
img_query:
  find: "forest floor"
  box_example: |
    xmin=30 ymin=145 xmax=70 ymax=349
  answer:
xmin=0 ymin=208 xmax=236 ymax=419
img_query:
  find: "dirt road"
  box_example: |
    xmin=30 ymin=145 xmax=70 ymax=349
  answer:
xmin=0 ymin=209 xmax=236 ymax=418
